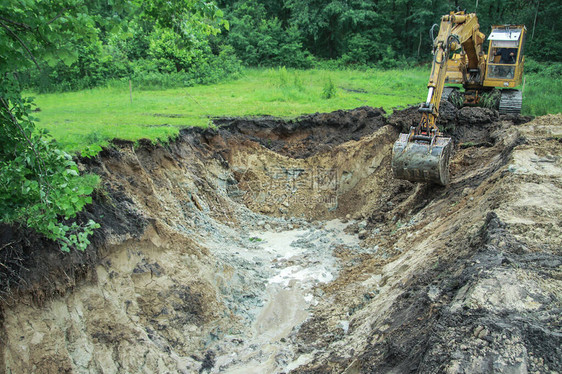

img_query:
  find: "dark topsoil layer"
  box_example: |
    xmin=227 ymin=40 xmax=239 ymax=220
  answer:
xmin=213 ymin=106 xmax=388 ymax=158
xmin=0 ymin=187 xmax=147 ymax=307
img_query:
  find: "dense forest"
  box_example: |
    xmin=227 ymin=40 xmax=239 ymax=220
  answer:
xmin=8 ymin=0 xmax=562 ymax=92
xmin=221 ymin=0 xmax=561 ymax=67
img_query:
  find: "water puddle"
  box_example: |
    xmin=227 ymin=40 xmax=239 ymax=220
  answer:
xmin=208 ymin=219 xmax=359 ymax=373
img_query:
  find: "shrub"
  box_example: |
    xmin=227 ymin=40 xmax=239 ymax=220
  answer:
xmin=127 ymin=45 xmax=242 ymax=90
xmin=0 ymin=77 xmax=100 ymax=251
xmin=322 ymin=76 xmax=336 ymax=99
xmin=524 ymin=58 xmax=562 ymax=77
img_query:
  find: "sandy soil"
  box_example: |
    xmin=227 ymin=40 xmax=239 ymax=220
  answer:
xmin=0 ymin=107 xmax=560 ymax=373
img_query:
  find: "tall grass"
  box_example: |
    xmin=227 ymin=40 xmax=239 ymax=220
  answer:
xmin=522 ymin=74 xmax=562 ymax=116
xmin=522 ymin=59 xmax=562 ymax=116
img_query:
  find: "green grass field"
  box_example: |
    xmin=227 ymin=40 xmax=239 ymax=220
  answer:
xmin=31 ymin=68 xmax=429 ymax=151
xmin=30 ymin=67 xmax=560 ymax=152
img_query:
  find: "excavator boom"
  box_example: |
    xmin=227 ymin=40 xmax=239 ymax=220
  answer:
xmin=393 ymin=12 xmax=479 ymax=185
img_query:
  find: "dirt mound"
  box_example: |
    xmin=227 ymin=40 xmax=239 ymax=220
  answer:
xmin=0 ymin=107 xmax=560 ymax=374
xmin=387 ymin=102 xmax=501 ymax=132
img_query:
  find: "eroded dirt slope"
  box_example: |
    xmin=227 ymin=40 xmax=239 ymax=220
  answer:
xmin=0 ymin=107 xmax=560 ymax=373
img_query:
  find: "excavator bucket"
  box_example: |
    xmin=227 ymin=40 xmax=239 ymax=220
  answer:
xmin=392 ymin=134 xmax=453 ymax=186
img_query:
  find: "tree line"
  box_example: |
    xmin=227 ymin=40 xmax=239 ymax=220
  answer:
xmin=14 ymin=0 xmax=562 ymax=92
xmin=220 ymin=0 xmax=560 ymax=67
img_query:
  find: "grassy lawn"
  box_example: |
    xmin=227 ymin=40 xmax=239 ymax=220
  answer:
xmin=31 ymin=67 xmax=429 ymax=152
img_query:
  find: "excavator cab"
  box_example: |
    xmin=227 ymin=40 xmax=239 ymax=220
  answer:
xmin=485 ymin=26 xmax=525 ymax=85
xmin=484 ymin=25 xmax=526 ymax=114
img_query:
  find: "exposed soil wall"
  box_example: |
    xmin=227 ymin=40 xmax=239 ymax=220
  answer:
xmin=0 ymin=107 xmax=560 ymax=373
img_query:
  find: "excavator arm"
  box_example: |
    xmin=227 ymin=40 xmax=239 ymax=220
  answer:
xmin=392 ymin=11 xmax=485 ymax=186
xmin=420 ymin=12 xmax=484 ymax=131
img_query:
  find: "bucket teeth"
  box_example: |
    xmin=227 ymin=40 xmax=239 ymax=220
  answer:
xmin=392 ymin=134 xmax=453 ymax=186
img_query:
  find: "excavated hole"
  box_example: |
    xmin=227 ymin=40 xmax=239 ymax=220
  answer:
xmin=133 ymin=106 xmax=515 ymax=373
xmin=190 ymin=107 xmax=414 ymax=372
xmin=3 ymin=107 xmax=558 ymax=374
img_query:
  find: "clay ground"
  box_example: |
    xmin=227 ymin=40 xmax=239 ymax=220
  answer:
xmin=0 ymin=106 xmax=560 ymax=373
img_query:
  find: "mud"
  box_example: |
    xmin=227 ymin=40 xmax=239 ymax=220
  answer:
xmin=0 ymin=107 xmax=560 ymax=374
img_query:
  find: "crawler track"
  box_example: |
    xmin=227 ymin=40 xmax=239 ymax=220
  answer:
xmin=499 ymin=89 xmax=523 ymax=114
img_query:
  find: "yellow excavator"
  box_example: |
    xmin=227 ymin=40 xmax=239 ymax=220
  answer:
xmin=392 ymin=11 xmax=526 ymax=185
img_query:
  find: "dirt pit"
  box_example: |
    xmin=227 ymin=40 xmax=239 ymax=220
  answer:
xmin=0 ymin=107 xmax=561 ymax=373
